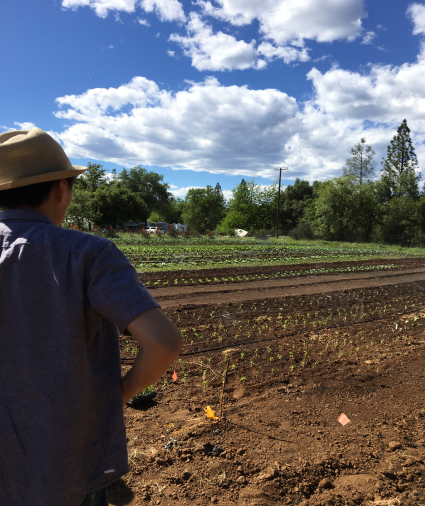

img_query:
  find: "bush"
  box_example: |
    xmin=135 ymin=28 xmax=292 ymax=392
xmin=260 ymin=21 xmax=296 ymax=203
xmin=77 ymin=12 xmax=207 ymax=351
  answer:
xmin=91 ymin=227 xmax=118 ymax=239
xmin=252 ymin=229 xmax=272 ymax=240
xmin=214 ymin=224 xmax=236 ymax=236
xmin=288 ymin=222 xmax=315 ymax=240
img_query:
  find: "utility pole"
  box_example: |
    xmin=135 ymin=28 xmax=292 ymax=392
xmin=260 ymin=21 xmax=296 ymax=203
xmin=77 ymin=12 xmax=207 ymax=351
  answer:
xmin=274 ymin=167 xmax=288 ymax=238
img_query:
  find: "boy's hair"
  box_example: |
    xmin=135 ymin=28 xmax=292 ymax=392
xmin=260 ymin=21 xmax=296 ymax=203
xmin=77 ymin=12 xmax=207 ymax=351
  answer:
xmin=0 ymin=177 xmax=76 ymax=209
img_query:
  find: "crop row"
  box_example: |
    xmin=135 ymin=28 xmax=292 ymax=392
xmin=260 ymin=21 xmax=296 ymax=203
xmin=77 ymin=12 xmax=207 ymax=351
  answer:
xmin=144 ymin=263 xmax=399 ymax=287
xmin=117 ymin=244 xmax=418 ymax=269
xmin=163 ymin=281 xmax=425 ymax=351
xmin=121 ymin=282 xmax=425 ymax=392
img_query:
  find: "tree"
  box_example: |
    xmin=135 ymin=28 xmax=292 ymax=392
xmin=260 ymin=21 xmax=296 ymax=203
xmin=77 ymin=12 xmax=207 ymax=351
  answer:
xmin=181 ymin=185 xmax=226 ymax=232
xmin=279 ymin=179 xmax=315 ymax=234
xmin=342 ymin=137 xmax=375 ymax=185
xmin=380 ymin=119 xmax=421 ymax=200
xmin=118 ymin=166 xmax=171 ymax=215
xmin=66 ymin=163 xmax=108 ymax=228
xmin=65 ymin=188 xmax=100 ymax=229
xmin=65 ymin=164 xmax=149 ymax=228
xmin=307 ymin=177 xmax=381 ymax=242
xmin=75 ymin=162 xmax=107 ymax=192
xmin=91 ymin=184 xmax=148 ymax=228
xmin=219 ymin=179 xmax=276 ymax=232
xmin=380 ymin=197 xmax=419 ymax=246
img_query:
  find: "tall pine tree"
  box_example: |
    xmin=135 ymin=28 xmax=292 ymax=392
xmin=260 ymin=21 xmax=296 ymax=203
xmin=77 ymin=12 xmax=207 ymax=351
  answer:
xmin=342 ymin=137 xmax=375 ymax=185
xmin=381 ymin=119 xmax=421 ymax=200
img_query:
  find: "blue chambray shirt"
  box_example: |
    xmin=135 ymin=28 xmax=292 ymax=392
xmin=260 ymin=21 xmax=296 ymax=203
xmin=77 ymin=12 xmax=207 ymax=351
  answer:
xmin=0 ymin=209 xmax=160 ymax=506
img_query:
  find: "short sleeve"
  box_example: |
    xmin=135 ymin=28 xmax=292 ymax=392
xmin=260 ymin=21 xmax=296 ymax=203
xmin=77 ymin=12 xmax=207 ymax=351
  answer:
xmin=87 ymin=242 xmax=160 ymax=332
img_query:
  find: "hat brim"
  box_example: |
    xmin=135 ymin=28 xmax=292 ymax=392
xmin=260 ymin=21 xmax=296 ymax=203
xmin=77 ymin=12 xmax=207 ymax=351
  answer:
xmin=0 ymin=165 xmax=87 ymax=191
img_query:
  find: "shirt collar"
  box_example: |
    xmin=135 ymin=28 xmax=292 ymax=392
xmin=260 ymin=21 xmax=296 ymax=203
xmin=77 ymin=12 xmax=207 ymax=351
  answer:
xmin=0 ymin=209 xmax=56 ymax=226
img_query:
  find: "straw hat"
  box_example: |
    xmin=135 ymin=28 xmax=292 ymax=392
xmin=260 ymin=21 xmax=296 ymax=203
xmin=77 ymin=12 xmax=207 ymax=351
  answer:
xmin=0 ymin=128 xmax=86 ymax=190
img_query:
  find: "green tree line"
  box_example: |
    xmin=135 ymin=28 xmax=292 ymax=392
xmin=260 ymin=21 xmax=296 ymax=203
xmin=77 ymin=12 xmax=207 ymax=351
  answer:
xmin=64 ymin=119 xmax=425 ymax=246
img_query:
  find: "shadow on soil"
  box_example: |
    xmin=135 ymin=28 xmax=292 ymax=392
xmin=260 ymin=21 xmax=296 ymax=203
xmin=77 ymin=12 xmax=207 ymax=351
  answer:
xmin=107 ymin=479 xmax=135 ymax=505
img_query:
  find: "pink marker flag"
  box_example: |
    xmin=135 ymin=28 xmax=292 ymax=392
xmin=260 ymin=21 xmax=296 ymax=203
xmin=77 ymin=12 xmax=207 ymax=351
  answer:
xmin=172 ymin=370 xmax=178 ymax=382
xmin=338 ymin=413 xmax=350 ymax=426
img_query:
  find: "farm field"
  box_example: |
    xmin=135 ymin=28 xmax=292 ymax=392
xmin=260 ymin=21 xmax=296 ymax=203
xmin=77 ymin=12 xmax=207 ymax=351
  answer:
xmin=111 ymin=247 xmax=425 ymax=506
xmin=118 ymin=242 xmax=424 ymax=271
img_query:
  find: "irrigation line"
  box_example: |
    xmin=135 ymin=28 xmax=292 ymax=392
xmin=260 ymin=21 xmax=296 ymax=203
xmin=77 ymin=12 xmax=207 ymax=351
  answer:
xmin=177 ymin=306 xmax=423 ymax=358
xmin=223 ymin=417 xmax=295 ymax=443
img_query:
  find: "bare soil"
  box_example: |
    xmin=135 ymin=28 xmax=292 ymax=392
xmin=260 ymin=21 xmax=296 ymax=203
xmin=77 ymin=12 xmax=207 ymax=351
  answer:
xmin=110 ymin=259 xmax=425 ymax=506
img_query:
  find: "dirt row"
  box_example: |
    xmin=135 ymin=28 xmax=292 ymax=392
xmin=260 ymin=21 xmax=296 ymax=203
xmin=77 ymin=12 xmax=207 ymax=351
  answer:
xmin=152 ymin=266 xmax=425 ymax=309
xmin=138 ymin=258 xmax=425 ymax=286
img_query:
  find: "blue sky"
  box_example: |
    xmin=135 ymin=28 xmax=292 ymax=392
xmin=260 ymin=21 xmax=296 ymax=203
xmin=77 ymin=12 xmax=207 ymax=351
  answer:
xmin=2 ymin=0 xmax=425 ymax=199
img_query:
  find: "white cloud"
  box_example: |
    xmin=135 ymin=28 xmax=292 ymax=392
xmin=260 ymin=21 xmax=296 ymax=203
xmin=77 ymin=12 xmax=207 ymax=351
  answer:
xmin=114 ymin=11 xmax=123 ymax=22
xmin=168 ymin=185 xmax=233 ymax=200
xmin=198 ymin=0 xmax=365 ymax=45
xmin=167 ymin=50 xmax=176 ymax=57
xmin=361 ymin=31 xmax=376 ymax=45
xmin=222 ymin=189 xmax=233 ymax=200
xmin=108 ymin=44 xmax=114 ymax=49
xmin=407 ymin=3 xmax=425 ymax=36
xmin=169 ymin=13 xmax=263 ymax=71
xmin=52 ymin=53 xmax=425 ymax=183
xmin=61 ymin=0 xmax=185 ymax=21
xmin=168 ymin=185 xmax=204 ymax=198
xmin=312 ymin=54 xmax=331 ymax=63
xmin=307 ymin=57 xmax=425 ymax=132
xmin=139 ymin=0 xmax=185 ymax=22
xmin=137 ymin=17 xmax=150 ymax=26
xmin=61 ymin=0 xmax=138 ymax=18
xmin=54 ymin=76 xmax=301 ymax=177
xmin=257 ymin=42 xmax=310 ymax=64
xmin=14 ymin=122 xmax=36 ymax=130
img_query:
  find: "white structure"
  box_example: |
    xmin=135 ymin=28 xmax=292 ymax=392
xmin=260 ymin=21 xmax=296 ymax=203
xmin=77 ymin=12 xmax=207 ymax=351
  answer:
xmin=172 ymin=223 xmax=187 ymax=233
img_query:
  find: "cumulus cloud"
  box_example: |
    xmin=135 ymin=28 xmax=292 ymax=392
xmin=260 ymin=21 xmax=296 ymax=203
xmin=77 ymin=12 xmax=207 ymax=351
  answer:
xmin=197 ymin=0 xmax=365 ymax=45
xmin=168 ymin=185 xmax=204 ymax=198
xmin=139 ymin=0 xmax=185 ymax=22
xmin=361 ymin=31 xmax=376 ymax=45
xmin=307 ymin=57 xmax=425 ymax=133
xmin=54 ymin=76 xmax=301 ymax=177
xmin=257 ymin=42 xmax=310 ymax=64
xmin=168 ymin=0 xmax=365 ymax=70
xmin=407 ymin=3 xmax=425 ymax=36
xmin=50 ymin=71 xmax=425 ymax=183
xmin=61 ymin=0 xmax=185 ymax=21
xmin=168 ymin=185 xmax=233 ymax=200
xmin=169 ymin=14 xmax=263 ymax=71
xmin=61 ymin=0 xmax=138 ymax=18
xmin=14 ymin=122 xmax=37 ymax=130
xmin=167 ymin=50 xmax=176 ymax=57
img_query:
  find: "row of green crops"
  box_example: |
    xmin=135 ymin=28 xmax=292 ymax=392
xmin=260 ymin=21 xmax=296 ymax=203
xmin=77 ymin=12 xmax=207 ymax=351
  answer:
xmin=117 ymin=243 xmax=420 ymax=270
xmin=144 ymin=263 xmax=400 ymax=287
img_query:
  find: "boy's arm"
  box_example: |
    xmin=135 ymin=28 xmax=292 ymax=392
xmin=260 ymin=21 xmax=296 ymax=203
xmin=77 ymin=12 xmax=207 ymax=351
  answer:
xmin=121 ymin=307 xmax=183 ymax=404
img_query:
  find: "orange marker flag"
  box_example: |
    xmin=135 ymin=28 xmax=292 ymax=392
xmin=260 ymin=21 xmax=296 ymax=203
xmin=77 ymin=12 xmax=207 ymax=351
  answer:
xmin=338 ymin=413 xmax=350 ymax=426
xmin=172 ymin=370 xmax=178 ymax=381
xmin=205 ymin=406 xmax=219 ymax=420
